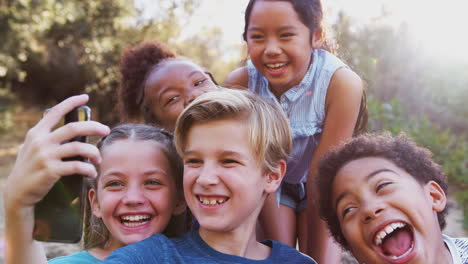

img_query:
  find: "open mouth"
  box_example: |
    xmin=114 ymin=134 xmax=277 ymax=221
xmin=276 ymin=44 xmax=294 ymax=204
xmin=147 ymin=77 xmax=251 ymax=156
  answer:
xmin=266 ymin=62 xmax=287 ymax=69
xmin=373 ymin=221 xmax=415 ymax=261
xmin=265 ymin=62 xmax=288 ymax=74
xmin=120 ymin=214 xmax=152 ymax=227
xmin=197 ymin=195 xmax=229 ymax=207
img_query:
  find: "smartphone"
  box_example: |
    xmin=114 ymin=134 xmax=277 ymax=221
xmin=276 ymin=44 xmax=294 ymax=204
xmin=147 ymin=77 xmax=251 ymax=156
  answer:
xmin=33 ymin=106 xmax=91 ymax=243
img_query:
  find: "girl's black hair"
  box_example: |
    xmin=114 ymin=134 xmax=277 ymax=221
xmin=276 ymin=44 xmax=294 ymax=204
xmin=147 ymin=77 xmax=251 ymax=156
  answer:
xmin=242 ymin=0 xmax=368 ymax=134
xmin=117 ymin=41 xmax=218 ymax=125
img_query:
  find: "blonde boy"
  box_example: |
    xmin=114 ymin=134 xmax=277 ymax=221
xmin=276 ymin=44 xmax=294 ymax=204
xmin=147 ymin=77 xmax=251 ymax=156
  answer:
xmin=103 ymin=89 xmax=315 ymax=263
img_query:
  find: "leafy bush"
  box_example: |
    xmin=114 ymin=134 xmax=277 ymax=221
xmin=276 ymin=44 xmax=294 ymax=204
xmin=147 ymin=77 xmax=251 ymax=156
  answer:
xmin=368 ymin=96 xmax=468 ymax=229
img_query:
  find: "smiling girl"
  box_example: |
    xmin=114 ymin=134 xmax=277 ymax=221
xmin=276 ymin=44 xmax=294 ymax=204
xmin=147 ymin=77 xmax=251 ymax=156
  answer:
xmin=225 ymin=0 xmax=367 ymax=262
xmin=4 ymin=95 xmax=187 ymax=264
xmin=117 ymin=41 xmax=219 ymax=131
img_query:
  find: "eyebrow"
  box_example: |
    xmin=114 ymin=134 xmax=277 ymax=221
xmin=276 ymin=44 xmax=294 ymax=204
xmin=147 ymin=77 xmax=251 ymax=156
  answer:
xmin=143 ymin=169 xmax=168 ymax=177
xmin=183 ymin=150 xmax=244 ymax=159
xmin=247 ymin=25 xmax=298 ymax=32
xmin=333 ymin=168 xmax=395 ymax=210
xmin=102 ymin=169 xmax=167 ymax=179
xmin=188 ymin=70 xmax=203 ymax=78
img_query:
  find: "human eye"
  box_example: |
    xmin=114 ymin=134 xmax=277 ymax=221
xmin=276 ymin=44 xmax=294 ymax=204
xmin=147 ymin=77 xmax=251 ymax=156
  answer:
xmin=221 ymin=158 xmax=241 ymax=167
xmin=342 ymin=206 xmax=356 ymax=218
xmin=222 ymin=159 xmax=238 ymax=164
xmin=194 ymin=78 xmax=207 ymax=87
xmin=248 ymin=33 xmax=264 ymax=40
xmin=164 ymin=95 xmax=179 ymax=106
xmin=184 ymin=158 xmax=202 ymax=167
xmin=104 ymin=180 xmax=124 ymax=189
xmin=280 ymin=32 xmax=295 ymax=38
xmin=376 ymin=181 xmax=393 ymax=193
xmin=145 ymin=179 xmax=162 ymax=186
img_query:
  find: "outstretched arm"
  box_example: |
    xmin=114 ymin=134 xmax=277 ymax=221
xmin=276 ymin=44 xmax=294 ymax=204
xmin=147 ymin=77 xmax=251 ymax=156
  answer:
xmin=305 ymin=68 xmax=363 ymax=263
xmin=3 ymin=94 xmax=109 ymax=264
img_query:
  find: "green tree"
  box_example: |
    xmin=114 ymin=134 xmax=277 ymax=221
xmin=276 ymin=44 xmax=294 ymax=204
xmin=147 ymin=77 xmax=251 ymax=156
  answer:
xmin=0 ymin=0 xmax=204 ymax=123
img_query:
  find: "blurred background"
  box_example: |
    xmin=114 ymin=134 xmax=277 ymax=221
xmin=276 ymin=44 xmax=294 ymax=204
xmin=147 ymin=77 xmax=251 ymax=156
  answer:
xmin=0 ymin=0 xmax=467 ymax=262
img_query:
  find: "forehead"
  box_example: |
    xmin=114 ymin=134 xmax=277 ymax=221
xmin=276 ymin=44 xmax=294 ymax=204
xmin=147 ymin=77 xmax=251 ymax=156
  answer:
xmin=147 ymin=60 xmax=204 ymax=82
xmin=249 ymin=0 xmax=302 ymax=26
xmin=332 ymin=157 xmax=412 ymax=195
xmin=185 ymin=118 xmax=254 ymax=153
xmin=100 ymin=139 xmax=169 ymax=169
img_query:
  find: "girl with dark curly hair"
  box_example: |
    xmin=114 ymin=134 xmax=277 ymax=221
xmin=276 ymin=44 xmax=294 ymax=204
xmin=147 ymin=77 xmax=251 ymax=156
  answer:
xmin=117 ymin=41 xmax=219 ymax=131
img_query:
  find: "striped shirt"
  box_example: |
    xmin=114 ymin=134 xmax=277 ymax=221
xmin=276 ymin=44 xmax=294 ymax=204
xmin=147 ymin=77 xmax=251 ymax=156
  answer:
xmin=247 ymin=49 xmax=348 ymax=184
xmin=444 ymin=234 xmax=468 ymax=264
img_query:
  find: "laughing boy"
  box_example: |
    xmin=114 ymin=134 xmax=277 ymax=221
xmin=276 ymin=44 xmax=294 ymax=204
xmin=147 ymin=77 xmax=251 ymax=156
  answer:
xmin=102 ymin=89 xmax=315 ymax=263
xmin=317 ymin=133 xmax=467 ymax=264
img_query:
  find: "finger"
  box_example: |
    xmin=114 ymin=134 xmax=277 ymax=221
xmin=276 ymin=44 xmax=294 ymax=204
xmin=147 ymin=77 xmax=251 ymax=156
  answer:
xmin=51 ymin=120 xmax=110 ymax=144
xmin=57 ymin=160 xmax=98 ymax=179
xmin=57 ymin=141 xmax=102 ymax=165
xmin=35 ymin=94 xmax=89 ymax=132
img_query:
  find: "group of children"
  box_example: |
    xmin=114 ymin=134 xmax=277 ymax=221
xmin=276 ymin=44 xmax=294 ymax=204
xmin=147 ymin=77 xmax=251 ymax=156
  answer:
xmin=3 ymin=0 xmax=467 ymax=263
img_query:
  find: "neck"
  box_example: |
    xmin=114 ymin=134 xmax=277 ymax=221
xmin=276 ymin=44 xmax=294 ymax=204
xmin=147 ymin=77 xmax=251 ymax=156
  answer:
xmin=439 ymin=239 xmax=455 ymax=264
xmin=198 ymin=221 xmax=270 ymax=260
xmin=88 ymin=238 xmax=124 ymax=260
xmin=269 ymin=85 xmax=290 ymax=101
xmin=88 ymin=247 xmax=112 ymax=261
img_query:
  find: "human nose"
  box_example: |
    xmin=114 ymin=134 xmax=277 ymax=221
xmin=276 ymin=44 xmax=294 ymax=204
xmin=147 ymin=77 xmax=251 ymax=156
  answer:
xmin=122 ymin=184 xmax=145 ymax=206
xmin=196 ymin=162 xmax=219 ymax=187
xmin=361 ymin=200 xmax=385 ymax=224
xmin=264 ymin=38 xmax=281 ymax=56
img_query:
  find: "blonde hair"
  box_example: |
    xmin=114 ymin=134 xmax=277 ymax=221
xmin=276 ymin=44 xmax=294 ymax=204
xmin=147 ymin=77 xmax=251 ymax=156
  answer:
xmin=174 ymin=88 xmax=292 ymax=173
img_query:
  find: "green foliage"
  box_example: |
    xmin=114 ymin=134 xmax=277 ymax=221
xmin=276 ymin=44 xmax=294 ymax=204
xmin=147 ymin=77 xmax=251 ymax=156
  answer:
xmin=333 ymin=12 xmax=468 ymax=138
xmin=0 ymin=90 xmax=16 ymax=132
xmin=0 ymin=0 xmax=237 ymax=124
xmin=368 ymin=95 xmax=468 ymax=229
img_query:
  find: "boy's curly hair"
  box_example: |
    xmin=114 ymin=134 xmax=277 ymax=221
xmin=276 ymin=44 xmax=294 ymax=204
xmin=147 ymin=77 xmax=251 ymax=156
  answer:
xmin=117 ymin=41 xmax=176 ymax=122
xmin=317 ymin=132 xmax=449 ymax=250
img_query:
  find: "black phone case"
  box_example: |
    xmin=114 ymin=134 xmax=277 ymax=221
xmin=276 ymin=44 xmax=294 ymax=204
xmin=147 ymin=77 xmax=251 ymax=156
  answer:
xmin=33 ymin=106 xmax=90 ymax=243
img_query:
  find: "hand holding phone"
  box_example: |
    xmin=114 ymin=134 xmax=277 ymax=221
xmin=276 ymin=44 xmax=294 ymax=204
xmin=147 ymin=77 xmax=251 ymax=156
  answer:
xmin=3 ymin=95 xmax=110 ymax=264
xmin=33 ymin=106 xmax=91 ymax=243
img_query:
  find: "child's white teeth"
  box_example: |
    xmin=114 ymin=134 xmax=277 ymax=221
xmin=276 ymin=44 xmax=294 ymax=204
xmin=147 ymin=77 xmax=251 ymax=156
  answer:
xmin=122 ymin=221 xmax=148 ymax=227
xmin=199 ymin=196 xmax=227 ymax=206
xmin=374 ymin=222 xmax=407 ymax=246
xmin=266 ymin=63 xmax=286 ymax=68
xmin=121 ymin=215 xmax=150 ymax=222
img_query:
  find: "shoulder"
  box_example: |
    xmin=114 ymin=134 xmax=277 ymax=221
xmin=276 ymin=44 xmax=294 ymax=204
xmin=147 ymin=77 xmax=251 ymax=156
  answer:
xmin=326 ymin=67 xmax=363 ymax=107
xmin=103 ymin=234 xmax=171 ymax=263
xmin=267 ymin=240 xmax=317 ymax=264
xmin=453 ymin=237 xmax=468 ymax=259
xmin=225 ymin=66 xmax=248 ymax=88
xmin=443 ymin=234 xmax=468 ymax=263
xmin=48 ymin=251 xmax=99 ymax=264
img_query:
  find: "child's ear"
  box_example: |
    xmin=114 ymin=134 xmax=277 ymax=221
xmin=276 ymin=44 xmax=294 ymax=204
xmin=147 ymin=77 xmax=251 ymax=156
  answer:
xmin=425 ymin=181 xmax=447 ymax=213
xmin=88 ymin=188 xmax=102 ymax=218
xmin=264 ymin=160 xmax=287 ymax=194
xmin=172 ymin=198 xmax=187 ymax=216
xmin=311 ymin=28 xmax=324 ymax=49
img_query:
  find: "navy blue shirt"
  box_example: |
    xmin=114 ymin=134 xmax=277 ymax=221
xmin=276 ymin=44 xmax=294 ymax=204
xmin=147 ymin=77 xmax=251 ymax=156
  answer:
xmin=102 ymin=231 xmax=316 ymax=264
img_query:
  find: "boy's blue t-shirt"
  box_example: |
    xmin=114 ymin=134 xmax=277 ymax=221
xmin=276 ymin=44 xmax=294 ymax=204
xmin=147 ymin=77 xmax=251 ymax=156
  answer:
xmin=101 ymin=231 xmax=316 ymax=264
xmin=49 ymin=250 xmax=100 ymax=264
